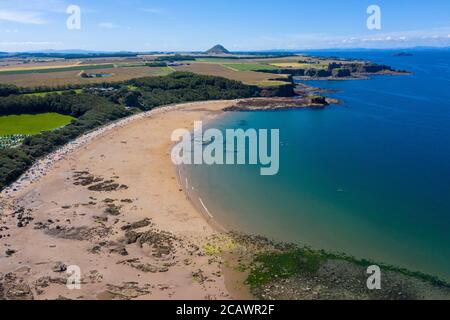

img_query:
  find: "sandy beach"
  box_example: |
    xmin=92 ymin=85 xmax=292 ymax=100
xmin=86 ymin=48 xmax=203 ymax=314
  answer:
xmin=0 ymin=100 xmax=246 ymax=300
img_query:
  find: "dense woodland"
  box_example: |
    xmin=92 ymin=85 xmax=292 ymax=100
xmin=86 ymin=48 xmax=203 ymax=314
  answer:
xmin=256 ymin=61 xmax=398 ymax=78
xmin=0 ymin=84 xmax=20 ymax=97
xmin=0 ymin=72 xmax=262 ymax=190
xmin=126 ymin=72 xmax=260 ymax=108
xmin=0 ymin=83 xmax=120 ymax=97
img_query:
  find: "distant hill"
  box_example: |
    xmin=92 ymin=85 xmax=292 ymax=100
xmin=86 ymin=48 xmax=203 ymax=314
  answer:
xmin=206 ymin=45 xmax=230 ymax=55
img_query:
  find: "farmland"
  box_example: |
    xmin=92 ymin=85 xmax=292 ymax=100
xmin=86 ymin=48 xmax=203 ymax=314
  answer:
xmin=0 ymin=113 xmax=75 ymax=136
xmin=0 ymin=54 xmax=299 ymax=88
xmin=270 ymin=62 xmax=327 ymax=69
xmin=0 ymin=63 xmax=114 ymax=75
xmin=0 ymin=66 xmax=173 ymax=87
xmin=223 ymin=63 xmax=278 ymax=71
xmin=0 ymin=52 xmax=384 ymax=90
xmin=174 ymin=62 xmax=290 ymax=86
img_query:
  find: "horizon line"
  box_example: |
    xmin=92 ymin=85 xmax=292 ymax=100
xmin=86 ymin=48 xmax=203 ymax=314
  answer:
xmin=1 ymin=45 xmax=450 ymax=54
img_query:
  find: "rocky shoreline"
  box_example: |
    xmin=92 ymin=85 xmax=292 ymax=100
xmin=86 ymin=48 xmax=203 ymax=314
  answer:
xmin=223 ymin=95 xmax=339 ymax=112
xmin=208 ymin=232 xmax=450 ymax=300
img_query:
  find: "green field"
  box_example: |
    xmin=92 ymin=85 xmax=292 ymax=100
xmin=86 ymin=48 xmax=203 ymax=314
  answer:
xmin=270 ymin=62 xmax=328 ymax=69
xmin=223 ymin=63 xmax=279 ymax=71
xmin=24 ymin=89 xmax=83 ymax=97
xmin=196 ymin=58 xmax=240 ymax=63
xmin=158 ymin=66 xmax=176 ymax=74
xmin=0 ymin=113 xmax=75 ymax=136
xmin=254 ymin=80 xmax=291 ymax=87
xmin=0 ymin=64 xmax=115 ymax=75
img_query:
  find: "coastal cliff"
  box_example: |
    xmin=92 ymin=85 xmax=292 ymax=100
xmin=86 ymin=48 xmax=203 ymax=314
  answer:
xmin=256 ymin=61 xmax=409 ymax=80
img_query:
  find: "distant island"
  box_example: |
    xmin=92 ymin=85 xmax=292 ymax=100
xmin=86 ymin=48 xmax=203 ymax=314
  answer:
xmin=393 ymin=52 xmax=414 ymax=57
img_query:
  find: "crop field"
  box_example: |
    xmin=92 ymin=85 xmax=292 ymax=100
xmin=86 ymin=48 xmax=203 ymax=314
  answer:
xmin=0 ymin=113 xmax=75 ymax=136
xmin=195 ymin=58 xmax=242 ymax=63
xmin=174 ymin=62 xmax=289 ymax=86
xmin=223 ymin=63 xmax=278 ymax=71
xmin=0 ymin=59 xmax=72 ymax=69
xmin=0 ymin=66 xmax=173 ymax=87
xmin=0 ymin=63 xmax=115 ymax=75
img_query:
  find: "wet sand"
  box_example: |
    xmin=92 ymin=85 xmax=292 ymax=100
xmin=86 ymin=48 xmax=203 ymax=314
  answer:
xmin=0 ymin=100 xmax=249 ymax=300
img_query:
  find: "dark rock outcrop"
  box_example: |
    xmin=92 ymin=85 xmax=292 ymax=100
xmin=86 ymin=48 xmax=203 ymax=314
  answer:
xmin=332 ymin=68 xmax=352 ymax=78
xmin=259 ymin=83 xmax=296 ymax=97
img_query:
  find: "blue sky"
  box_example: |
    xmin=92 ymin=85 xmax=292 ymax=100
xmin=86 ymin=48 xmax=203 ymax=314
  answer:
xmin=0 ymin=0 xmax=449 ymax=52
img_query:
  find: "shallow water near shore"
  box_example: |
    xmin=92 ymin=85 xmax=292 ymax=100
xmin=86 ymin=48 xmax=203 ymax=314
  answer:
xmin=184 ymin=49 xmax=450 ymax=281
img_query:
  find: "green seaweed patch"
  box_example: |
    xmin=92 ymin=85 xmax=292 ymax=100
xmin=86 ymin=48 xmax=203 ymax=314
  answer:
xmin=203 ymin=243 xmax=222 ymax=256
xmin=246 ymin=246 xmax=450 ymax=290
xmin=315 ymin=249 xmax=450 ymax=288
xmin=247 ymin=248 xmax=325 ymax=288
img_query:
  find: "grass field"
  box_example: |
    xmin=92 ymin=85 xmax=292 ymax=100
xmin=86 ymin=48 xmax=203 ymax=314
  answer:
xmin=270 ymin=62 xmax=327 ymax=69
xmin=254 ymin=80 xmax=291 ymax=87
xmin=223 ymin=63 xmax=278 ymax=71
xmin=196 ymin=58 xmax=240 ymax=63
xmin=0 ymin=113 xmax=75 ymax=136
xmin=0 ymin=64 xmax=115 ymax=75
xmin=24 ymin=89 xmax=83 ymax=97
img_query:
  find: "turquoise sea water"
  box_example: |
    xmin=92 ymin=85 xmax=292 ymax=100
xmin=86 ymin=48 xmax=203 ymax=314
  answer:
xmin=182 ymin=49 xmax=450 ymax=280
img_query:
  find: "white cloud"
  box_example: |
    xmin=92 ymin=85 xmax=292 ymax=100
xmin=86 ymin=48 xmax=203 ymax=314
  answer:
xmin=255 ymin=26 xmax=450 ymax=50
xmin=0 ymin=9 xmax=47 ymax=24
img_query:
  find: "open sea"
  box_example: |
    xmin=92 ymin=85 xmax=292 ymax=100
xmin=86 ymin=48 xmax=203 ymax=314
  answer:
xmin=182 ymin=49 xmax=450 ymax=280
